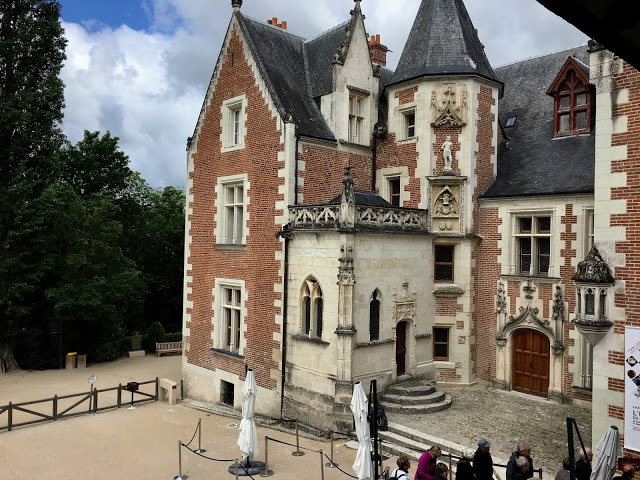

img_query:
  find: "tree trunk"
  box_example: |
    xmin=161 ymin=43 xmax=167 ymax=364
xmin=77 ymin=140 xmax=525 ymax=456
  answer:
xmin=0 ymin=343 xmax=20 ymax=375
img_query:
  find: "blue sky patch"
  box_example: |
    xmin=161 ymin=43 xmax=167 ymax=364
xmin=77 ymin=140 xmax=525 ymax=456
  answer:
xmin=59 ymin=0 xmax=151 ymax=31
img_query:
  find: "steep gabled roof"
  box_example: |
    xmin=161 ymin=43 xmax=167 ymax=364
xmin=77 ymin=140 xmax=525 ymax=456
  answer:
xmin=237 ymin=14 xmax=336 ymax=142
xmin=306 ymin=22 xmax=350 ymax=99
xmin=481 ymin=46 xmax=594 ymax=199
xmin=546 ymin=55 xmax=591 ymax=95
xmin=390 ymin=0 xmax=500 ymax=87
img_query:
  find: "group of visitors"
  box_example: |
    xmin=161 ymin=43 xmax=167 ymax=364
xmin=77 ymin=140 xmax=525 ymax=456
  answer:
xmin=390 ymin=438 xmax=537 ymax=480
xmin=391 ymin=439 xmax=635 ymax=480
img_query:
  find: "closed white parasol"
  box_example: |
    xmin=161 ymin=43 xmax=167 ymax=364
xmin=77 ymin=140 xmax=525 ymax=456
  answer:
xmin=351 ymin=382 xmax=373 ymax=480
xmin=237 ymin=368 xmax=259 ymax=461
xmin=590 ymin=426 xmax=622 ymax=480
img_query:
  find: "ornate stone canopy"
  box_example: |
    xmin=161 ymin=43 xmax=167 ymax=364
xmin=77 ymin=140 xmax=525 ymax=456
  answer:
xmin=572 ymin=246 xmax=614 ymax=284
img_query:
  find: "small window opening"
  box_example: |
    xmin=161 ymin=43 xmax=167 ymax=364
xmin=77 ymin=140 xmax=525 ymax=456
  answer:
xmin=221 ymin=380 xmax=234 ymax=406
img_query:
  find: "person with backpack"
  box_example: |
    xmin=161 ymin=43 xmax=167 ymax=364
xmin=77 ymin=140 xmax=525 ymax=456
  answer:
xmin=391 ymin=455 xmax=412 ymax=480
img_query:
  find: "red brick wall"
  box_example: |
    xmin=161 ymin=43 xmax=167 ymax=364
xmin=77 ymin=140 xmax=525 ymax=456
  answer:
xmin=395 ymin=86 xmax=418 ymax=105
xmin=474 ymin=87 xmax=497 ymax=200
xmin=473 ymin=207 xmax=502 ymax=379
xmin=435 ymin=297 xmax=462 ymax=316
xmin=186 ymin=26 xmax=282 ymax=389
xmin=432 ymin=127 xmax=462 ymax=176
xmin=376 ymin=134 xmax=421 ymax=207
xmin=611 ymin=62 xmax=640 ymax=327
xmin=298 ymin=144 xmax=372 ymax=204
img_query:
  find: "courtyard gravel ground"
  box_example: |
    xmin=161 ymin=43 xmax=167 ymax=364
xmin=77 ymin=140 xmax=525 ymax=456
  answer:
xmin=0 ymin=355 xmax=592 ymax=480
xmin=388 ymin=384 xmax=593 ymax=480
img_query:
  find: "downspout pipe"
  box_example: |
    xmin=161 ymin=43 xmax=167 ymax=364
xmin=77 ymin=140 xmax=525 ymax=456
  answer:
xmin=276 ymin=225 xmax=293 ymax=418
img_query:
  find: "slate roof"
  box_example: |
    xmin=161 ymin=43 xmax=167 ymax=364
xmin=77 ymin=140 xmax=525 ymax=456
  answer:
xmin=306 ymin=22 xmax=350 ymax=99
xmin=329 ymin=190 xmax=393 ymax=207
xmin=238 ymin=14 xmax=336 ymax=142
xmin=390 ymin=0 xmax=500 ymax=87
xmin=481 ymin=46 xmax=595 ymax=199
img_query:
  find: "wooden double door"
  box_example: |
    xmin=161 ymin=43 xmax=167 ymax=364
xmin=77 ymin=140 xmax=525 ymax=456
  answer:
xmin=512 ymin=329 xmax=550 ymax=397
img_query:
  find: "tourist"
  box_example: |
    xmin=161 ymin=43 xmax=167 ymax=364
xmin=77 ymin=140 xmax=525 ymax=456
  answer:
xmin=391 ymin=454 xmax=411 ymax=480
xmin=513 ymin=456 xmax=530 ymax=480
xmin=456 ymin=448 xmax=475 ymax=480
xmin=415 ymin=445 xmax=442 ymax=480
xmin=368 ymin=395 xmax=388 ymax=436
xmin=554 ymin=457 xmax=571 ymax=480
xmin=575 ymin=447 xmax=592 ymax=480
xmin=473 ymin=438 xmax=493 ymax=480
xmin=434 ymin=463 xmax=449 ymax=480
xmin=507 ymin=442 xmax=534 ymax=480
xmin=612 ymin=464 xmax=636 ymax=480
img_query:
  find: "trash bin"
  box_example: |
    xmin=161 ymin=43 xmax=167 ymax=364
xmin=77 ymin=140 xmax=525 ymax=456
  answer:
xmin=66 ymin=352 xmax=77 ymax=369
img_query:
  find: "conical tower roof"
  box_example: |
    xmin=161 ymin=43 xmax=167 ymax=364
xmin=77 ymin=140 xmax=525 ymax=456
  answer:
xmin=390 ymin=0 xmax=501 ymax=87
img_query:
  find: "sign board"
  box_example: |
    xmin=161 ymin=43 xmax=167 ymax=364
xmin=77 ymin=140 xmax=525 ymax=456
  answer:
xmin=625 ymin=326 xmax=640 ymax=451
xmin=88 ymin=375 xmax=96 ymax=384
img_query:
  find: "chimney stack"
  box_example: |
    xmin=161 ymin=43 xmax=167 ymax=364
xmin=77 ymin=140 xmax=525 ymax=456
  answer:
xmin=267 ymin=17 xmax=287 ymax=30
xmin=368 ymin=34 xmax=389 ymax=67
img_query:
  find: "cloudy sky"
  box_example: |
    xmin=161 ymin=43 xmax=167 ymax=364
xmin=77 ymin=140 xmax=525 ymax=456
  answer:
xmin=58 ymin=0 xmax=588 ymax=189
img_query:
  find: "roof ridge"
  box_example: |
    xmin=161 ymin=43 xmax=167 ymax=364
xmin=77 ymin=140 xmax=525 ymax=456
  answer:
xmin=241 ymin=13 xmax=306 ymax=40
xmin=494 ymin=44 xmax=589 ymax=69
xmin=305 ymin=20 xmax=349 ymax=43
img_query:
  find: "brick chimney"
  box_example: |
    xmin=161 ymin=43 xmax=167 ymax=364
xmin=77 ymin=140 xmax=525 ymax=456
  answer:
xmin=267 ymin=17 xmax=287 ymax=30
xmin=368 ymin=34 xmax=389 ymax=67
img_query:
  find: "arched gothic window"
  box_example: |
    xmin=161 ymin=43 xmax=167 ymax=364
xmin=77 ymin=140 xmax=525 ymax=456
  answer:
xmin=585 ymin=288 xmax=595 ymax=316
xmin=301 ymin=277 xmax=323 ymax=338
xmin=370 ymin=290 xmax=381 ymax=342
xmin=599 ymin=289 xmax=607 ymax=318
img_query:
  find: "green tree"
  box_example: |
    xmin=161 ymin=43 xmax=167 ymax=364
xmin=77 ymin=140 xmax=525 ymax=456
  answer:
xmin=0 ymin=0 xmax=67 ymax=372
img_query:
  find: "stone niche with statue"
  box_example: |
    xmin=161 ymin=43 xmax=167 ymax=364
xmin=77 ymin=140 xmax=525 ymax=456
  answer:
xmin=427 ymin=176 xmax=465 ymax=235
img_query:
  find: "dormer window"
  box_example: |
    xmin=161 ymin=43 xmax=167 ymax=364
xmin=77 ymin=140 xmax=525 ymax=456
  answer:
xmin=546 ymin=56 xmax=592 ymax=138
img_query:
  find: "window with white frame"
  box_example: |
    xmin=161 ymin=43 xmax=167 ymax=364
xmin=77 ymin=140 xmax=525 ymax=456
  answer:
xmin=301 ymin=277 xmax=323 ymax=339
xmin=403 ymin=109 xmax=416 ymax=139
xmin=348 ymin=94 xmax=365 ymax=144
xmin=514 ymin=215 xmax=551 ymax=276
xmin=585 ymin=208 xmax=594 ymax=254
xmin=214 ymin=281 xmax=245 ymax=354
xmin=221 ymin=96 xmax=246 ymax=150
xmin=222 ymin=182 xmax=245 ymax=244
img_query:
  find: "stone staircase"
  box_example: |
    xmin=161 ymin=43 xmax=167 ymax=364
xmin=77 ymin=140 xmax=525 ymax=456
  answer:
xmin=376 ymin=423 xmax=506 ymax=480
xmin=380 ymin=379 xmax=452 ymax=414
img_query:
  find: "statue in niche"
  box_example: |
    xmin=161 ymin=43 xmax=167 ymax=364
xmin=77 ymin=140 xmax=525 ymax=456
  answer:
xmin=434 ymin=187 xmax=458 ymax=216
xmin=442 ymin=135 xmax=453 ymax=172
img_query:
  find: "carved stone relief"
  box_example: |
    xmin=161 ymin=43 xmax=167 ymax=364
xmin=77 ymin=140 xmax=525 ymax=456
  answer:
xmin=337 ymin=246 xmax=356 ymax=286
xmin=392 ymin=279 xmax=416 ymax=323
xmin=431 ymin=84 xmax=466 ymax=128
xmin=496 ymin=282 xmax=507 ymax=314
xmin=429 ymin=180 xmax=463 ymax=233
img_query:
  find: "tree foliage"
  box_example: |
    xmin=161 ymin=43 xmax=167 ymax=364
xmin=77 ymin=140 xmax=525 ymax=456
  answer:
xmin=0 ymin=1 xmax=186 ymax=370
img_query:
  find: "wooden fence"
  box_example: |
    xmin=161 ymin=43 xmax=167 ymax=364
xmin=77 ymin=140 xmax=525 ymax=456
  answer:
xmin=0 ymin=377 xmax=159 ymax=433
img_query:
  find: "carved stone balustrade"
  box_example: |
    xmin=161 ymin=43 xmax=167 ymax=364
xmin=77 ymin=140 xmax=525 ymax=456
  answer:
xmin=288 ymin=204 xmax=430 ymax=234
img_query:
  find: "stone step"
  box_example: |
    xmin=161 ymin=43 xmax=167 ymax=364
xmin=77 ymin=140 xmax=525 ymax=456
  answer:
xmin=381 ymin=389 xmax=446 ymax=405
xmin=386 ymin=380 xmax=437 ymax=397
xmin=381 ymin=394 xmax=452 ymax=414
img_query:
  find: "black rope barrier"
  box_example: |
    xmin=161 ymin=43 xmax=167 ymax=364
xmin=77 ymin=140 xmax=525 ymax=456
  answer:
xmin=322 ymin=451 xmax=359 ymax=479
xmin=330 ymin=429 xmax=358 ymax=439
xmin=181 ymin=442 xmax=235 ymax=462
xmin=183 ymin=419 xmax=199 ymax=447
xmin=264 ymin=435 xmax=324 ymax=453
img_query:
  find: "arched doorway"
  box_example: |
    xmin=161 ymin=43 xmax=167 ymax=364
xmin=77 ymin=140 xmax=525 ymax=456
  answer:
xmin=512 ymin=328 xmax=550 ymax=397
xmin=396 ymin=321 xmax=408 ymax=376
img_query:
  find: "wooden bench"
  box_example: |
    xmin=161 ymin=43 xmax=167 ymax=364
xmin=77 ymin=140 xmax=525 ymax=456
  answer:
xmin=156 ymin=341 xmax=183 ymax=357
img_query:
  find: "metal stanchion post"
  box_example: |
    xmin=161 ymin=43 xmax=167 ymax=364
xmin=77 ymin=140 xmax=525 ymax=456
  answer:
xmin=448 ymin=453 xmax=452 ymax=478
xmin=320 ymin=450 xmax=325 ymax=480
xmin=260 ymin=436 xmax=274 ymax=477
xmin=195 ymin=418 xmax=206 ymax=453
xmin=325 ymin=431 xmax=338 ymax=468
xmin=292 ymin=419 xmax=305 ymax=456
xmin=173 ymin=440 xmax=187 ymax=480
xmin=235 ymin=459 xmax=240 ymax=480
xmin=379 ymin=438 xmax=384 ymax=476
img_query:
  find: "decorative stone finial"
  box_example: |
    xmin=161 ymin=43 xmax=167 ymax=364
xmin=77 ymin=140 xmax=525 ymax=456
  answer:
xmin=231 ymin=0 xmax=242 ymax=12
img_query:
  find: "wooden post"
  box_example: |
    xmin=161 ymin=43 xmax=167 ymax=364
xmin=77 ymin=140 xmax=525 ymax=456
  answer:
xmin=117 ymin=383 xmax=122 ymax=408
xmin=7 ymin=402 xmax=12 ymax=432
xmin=155 ymin=377 xmax=159 ymax=401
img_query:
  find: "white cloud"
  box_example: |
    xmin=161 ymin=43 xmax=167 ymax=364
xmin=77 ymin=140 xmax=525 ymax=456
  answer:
xmin=59 ymin=0 xmax=589 ymax=189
